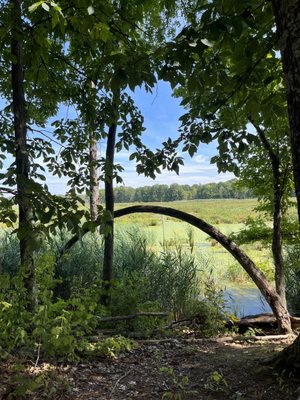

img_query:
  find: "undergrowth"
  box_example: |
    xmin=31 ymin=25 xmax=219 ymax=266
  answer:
xmin=0 ymin=228 xmax=228 ymax=362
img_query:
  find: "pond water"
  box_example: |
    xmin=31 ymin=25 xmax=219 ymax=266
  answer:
xmin=223 ymin=287 xmax=271 ymax=317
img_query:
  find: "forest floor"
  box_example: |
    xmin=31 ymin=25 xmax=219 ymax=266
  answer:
xmin=0 ymin=335 xmax=299 ymax=400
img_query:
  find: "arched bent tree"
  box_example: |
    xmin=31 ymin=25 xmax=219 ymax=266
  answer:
xmin=62 ymin=205 xmax=292 ymax=334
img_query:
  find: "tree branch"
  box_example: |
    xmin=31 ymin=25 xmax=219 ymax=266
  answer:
xmin=248 ymin=117 xmax=279 ymax=166
xmin=97 ymin=312 xmax=168 ymax=323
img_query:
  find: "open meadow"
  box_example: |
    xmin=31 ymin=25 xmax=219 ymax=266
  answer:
xmin=114 ymin=198 xmax=275 ymax=286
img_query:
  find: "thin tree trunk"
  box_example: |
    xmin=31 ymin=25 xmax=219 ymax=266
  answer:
xmin=11 ymin=0 xmax=36 ymax=311
xmin=272 ymin=0 xmax=300 ymax=223
xmin=101 ymin=122 xmax=117 ymax=305
xmin=249 ymin=119 xmax=287 ymax=309
xmin=89 ymin=133 xmax=100 ymax=222
xmin=272 ymin=173 xmax=287 ymax=309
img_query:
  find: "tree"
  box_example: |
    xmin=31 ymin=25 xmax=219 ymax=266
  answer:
xmin=11 ymin=0 xmax=36 ymax=310
xmin=0 ymin=0 xmax=79 ymax=309
xmin=157 ymin=0 xmax=293 ymax=329
xmin=272 ymin=1 xmax=300 ymax=224
xmin=270 ymin=0 xmax=300 ymax=376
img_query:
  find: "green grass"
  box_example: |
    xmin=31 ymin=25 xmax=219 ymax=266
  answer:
xmin=2 ymin=198 xmax=294 ymax=286
xmin=113 ymin=199 xmax=275 ymax=285
xmin=115 ymin=198 xmax=260 ymax=225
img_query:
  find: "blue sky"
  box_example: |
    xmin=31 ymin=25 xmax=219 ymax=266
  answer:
xmin=113 ymin=81 xmax=234 ymax=189
xmin=1 ymin=81 xmax=234 ymax=194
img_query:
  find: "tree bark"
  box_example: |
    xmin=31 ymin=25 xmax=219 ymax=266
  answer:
xmin=11 ymin=0 xmax=36 ymax=311
xmin=272 ymin=0 xmax=300 ymax=223
xmin=89 ymin=133 xmax=100 ymax=222
xmin=271 ymin=0 xmax=300 ymax=375
xmin=101 ymin=122 xmax=117 ymax=305
xmin=249 ymin=120 xmax=287 ymax=309
xmin=272 ymin=172 xmax=287 ymax=309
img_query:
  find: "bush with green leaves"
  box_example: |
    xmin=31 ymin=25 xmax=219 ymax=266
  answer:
xmin=0 ymin=253 xmax=106 ymax=360
xmin=0 ymin=272 xmax=31 ymax=353
xmin=0 ymin=226 xmax=228 ymax=359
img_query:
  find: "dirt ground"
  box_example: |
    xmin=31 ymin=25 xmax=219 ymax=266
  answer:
xmin=0 ymin=336 xmax=299 ymax=400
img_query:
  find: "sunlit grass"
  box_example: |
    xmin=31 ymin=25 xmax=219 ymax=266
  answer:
xmin=113 ymin=198 xmax=276 ymax=286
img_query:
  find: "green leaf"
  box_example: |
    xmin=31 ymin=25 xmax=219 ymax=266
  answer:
xmin=41 ymin=2 xmax=50 ymax=11
xmin=28 ymin=1 xmax=43 ymax=12
xmin=51 ymin=12 xmax=59 ymax=28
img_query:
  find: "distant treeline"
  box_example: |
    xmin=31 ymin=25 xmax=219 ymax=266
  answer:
xmin=99 ymin=180 xmax=253 ymax=203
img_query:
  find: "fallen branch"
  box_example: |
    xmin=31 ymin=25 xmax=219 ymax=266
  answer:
xmin=237 ymin=313 xmax=300 ymax=332
xmin=97 ymin=312 xmax=168 ymax=323
xmin=110 ymin=369 xmax=132 ymax=398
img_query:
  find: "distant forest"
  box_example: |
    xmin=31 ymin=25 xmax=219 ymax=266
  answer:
xmin=99 ymin=179 xmax=253 ymax=203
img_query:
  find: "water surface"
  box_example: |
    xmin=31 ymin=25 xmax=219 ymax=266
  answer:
xmin=224 ymin=287 xmax=271 ymax=317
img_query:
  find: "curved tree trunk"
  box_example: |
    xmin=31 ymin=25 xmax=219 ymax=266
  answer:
xmin=11 ymin=0 xmax=36 ymax=311
xmin=114 ymin=205 xmax=292 ymax=334
xmin=61 ymin=204 xmax=292 ymax=333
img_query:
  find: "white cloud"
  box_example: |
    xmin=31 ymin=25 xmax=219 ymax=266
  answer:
xmin=194 ymin=154 xmax=208 ymax=164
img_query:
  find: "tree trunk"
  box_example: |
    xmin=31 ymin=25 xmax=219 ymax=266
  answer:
xmin=11 ymin=0 xmax=36 ymax=311
xmin=114 ymin=205 xmax=292 ymax=334
xmin=61 ymin=204 xmax=292 ymax=333
xmin=272 ymin=173 xmax=287 ymax=309
xmin=271 ymin=0 xmax=300 ymax=375
xmin=101 ymin=122 xmax=117 ymax=305
xmin=249 ymin=120 xmax=287 ymax=309
xmin=272 ymin=0 xmax=300 ymax=223
xmin=89 ymin=133 xmax=100 ymax=222
xmin=273 ymin=334 xmax=300 ymax=376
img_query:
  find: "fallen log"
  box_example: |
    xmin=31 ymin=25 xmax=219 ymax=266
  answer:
xmin=236 ymin=313 xmax=300 ymax=333
xmin=96 ymin=312 xmax=168 ymax=324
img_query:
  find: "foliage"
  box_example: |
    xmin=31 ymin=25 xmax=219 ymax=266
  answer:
xmin=284 ymin=244 xmax=300 ymax=314
xmin=243 ymin=327 xmax=263 ymax=337
xmin=111 ymin=230 xmax=228 ymax=336
xmin=112 ymin=229 xmax=201 ymax=321
xmin=53 ymin=232 xmax=103 ymax=299
xmin=0 ymin=228 xmax=229 ymax=361
xmin=196 ymin=273 xmax=228 ymax=336
xmin=85 ymin=335 xmax=133 ymax=358
xmin=204 ymin=370 xmax=228 ymax=393
xmin=108 ymin=179 xmax=253 ymax=203
xmin=6 ymin=366 xmax=72 ymax=399
xmin=0 ymin=253 xmax=103 ymax=360
xmin=225 ymin=263 xmax=250 ymax=285
xmin=230 ymin=217 xmax=272 ymax=245
xmin=0 ymin=273 xmax=31 ymax=353
xmin=0 ymin=232 xmax=20 ymax=276
xmin=159 ymin=366 xmax=197 ymax=400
